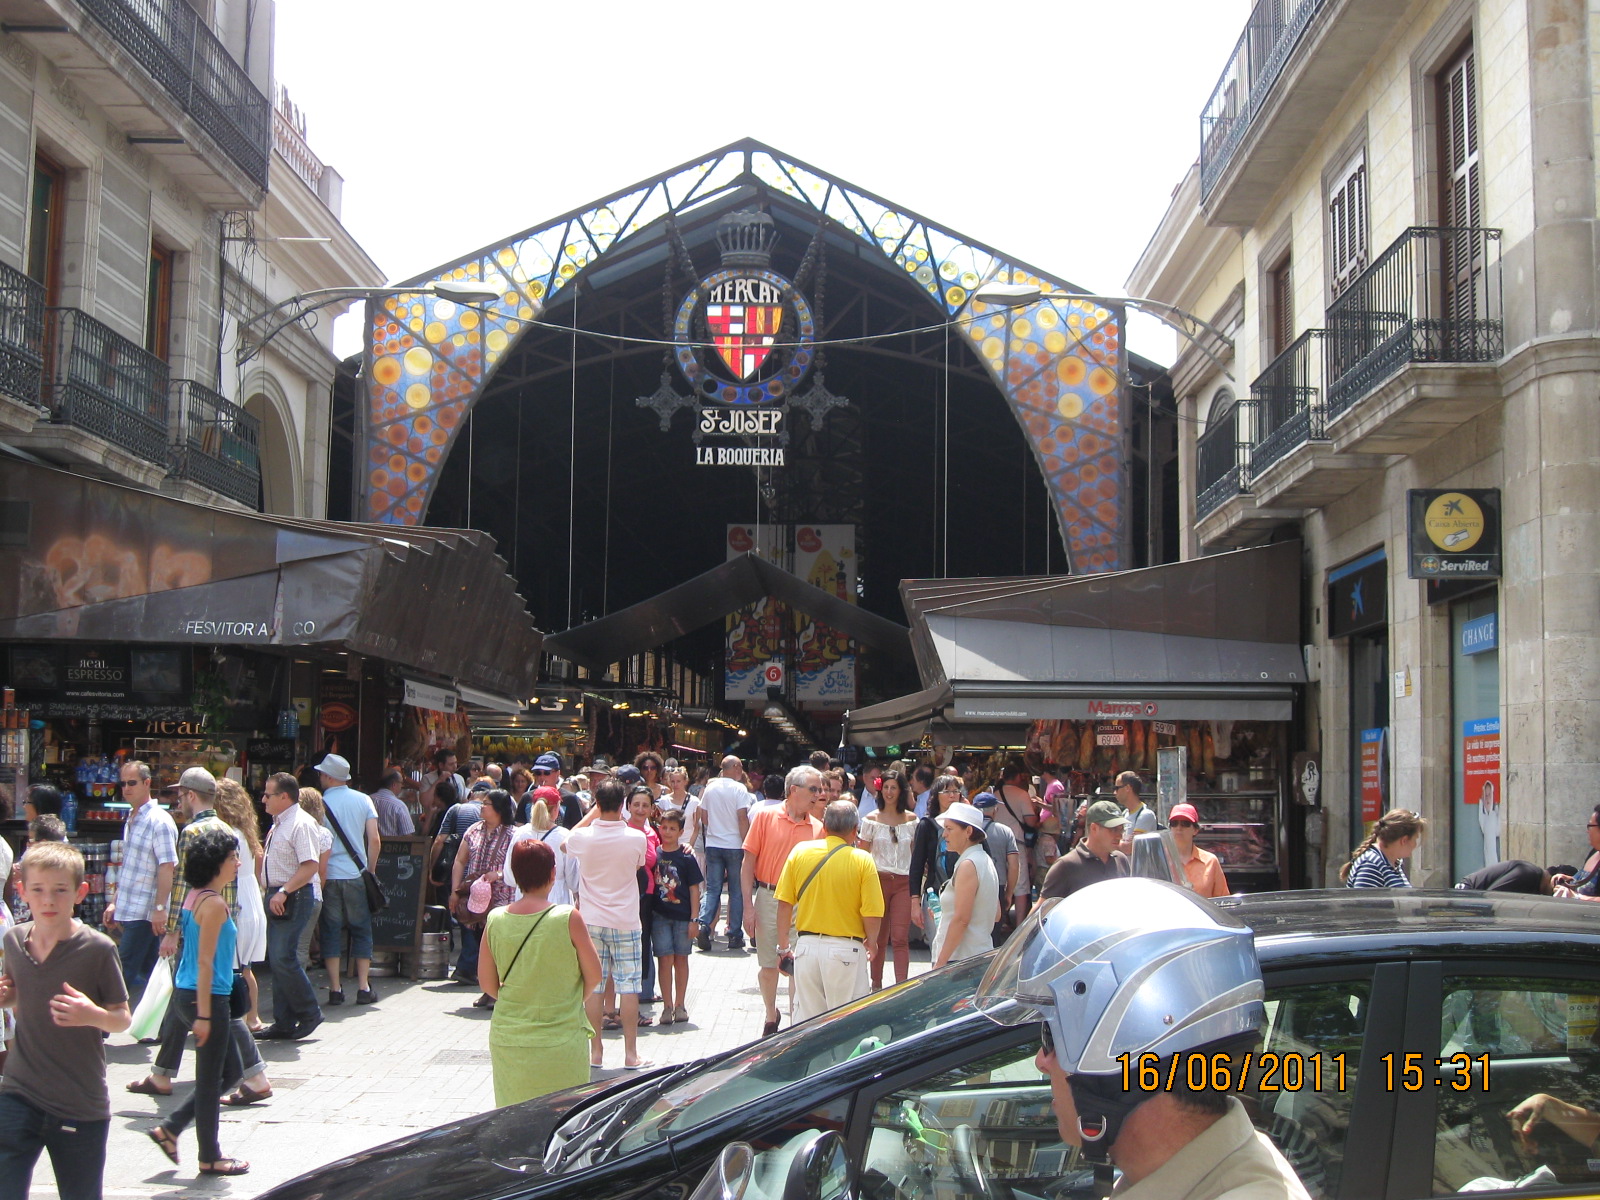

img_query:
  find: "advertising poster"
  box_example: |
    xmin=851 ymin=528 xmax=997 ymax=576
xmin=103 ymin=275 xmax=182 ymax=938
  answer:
xmin=724 ymin=525 xmax=785 ymax=703
xmin=1462 ymin=717 xmax=1502 ymax=866
xmin=790 ymin=524 xmax=856 ymax=705
xmin=1359 ymin=727 xmax=1386 ymax=824
xmin=317 ymin=678 xmax=360 ymax=759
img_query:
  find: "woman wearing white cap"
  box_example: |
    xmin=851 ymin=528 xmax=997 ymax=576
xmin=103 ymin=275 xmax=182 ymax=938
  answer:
xmin=930 ymin=802 xmax=999 ymax=968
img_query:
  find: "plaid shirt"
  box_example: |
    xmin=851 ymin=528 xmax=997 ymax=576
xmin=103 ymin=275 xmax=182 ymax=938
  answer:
xmin=113 ymin=801 xmax=178 ymax=923
xmin=166 ymin=810 xmax=240 ymax=935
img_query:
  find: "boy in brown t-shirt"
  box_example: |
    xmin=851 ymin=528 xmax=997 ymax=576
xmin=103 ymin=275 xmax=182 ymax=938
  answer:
xmin=0 ymin=841 xmax=130 ymax=1200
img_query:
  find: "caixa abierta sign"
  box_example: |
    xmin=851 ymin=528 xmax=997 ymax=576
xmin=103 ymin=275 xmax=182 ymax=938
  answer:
xmin=1407 ymin=489 xmax=1501 ymax=579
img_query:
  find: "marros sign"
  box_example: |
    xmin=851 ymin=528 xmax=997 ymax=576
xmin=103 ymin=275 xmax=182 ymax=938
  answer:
xmin=1087 ymin=700 xmax=1158 ymax=717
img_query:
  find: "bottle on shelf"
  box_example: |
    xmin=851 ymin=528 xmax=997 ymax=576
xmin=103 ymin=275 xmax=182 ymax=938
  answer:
xmin=61 ymin=791 xmax=78 ymax=833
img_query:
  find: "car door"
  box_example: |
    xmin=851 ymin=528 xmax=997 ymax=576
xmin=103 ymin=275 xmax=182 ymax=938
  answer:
xmin=1388 ymin=959 xmax=1600 ymax=1200
xmin=1249 ymin=961 xmax=1408 ymax=1200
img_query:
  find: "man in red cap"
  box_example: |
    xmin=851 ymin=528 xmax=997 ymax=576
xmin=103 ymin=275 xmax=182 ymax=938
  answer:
xmin=1167 ymin=803 xmax=1230 ymax=898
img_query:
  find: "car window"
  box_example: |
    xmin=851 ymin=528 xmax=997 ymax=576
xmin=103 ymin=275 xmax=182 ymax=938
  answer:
xmin=1432 ymin=976 xmax=1600 ymax=1196
xmin=858 ymin=1039 xmax=1095 ymax=1200
xmin=608 ymin=954 xmax=991 ymax=1159
xmin=1244 ymin=978 xmax=1371 ymax=1200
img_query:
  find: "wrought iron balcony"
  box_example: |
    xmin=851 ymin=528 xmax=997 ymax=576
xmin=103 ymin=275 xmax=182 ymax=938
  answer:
xmin=169 ymin=379 xmax=260 ymax=506
xmin=1196 ymin=398 xmax=1256 ymax=518
xmin=0 ymin=261 xmax=44 ymax=406
xmin=77 ymin=0 xmax=271 ymax=188
xmin=1250 ymin=329 xmax=1327 ymax=476
xmin=1199 ymin=0 xmax=1327 ymax=199
xmin=44 ymin=307 xmax=170 ymax=462
xmin=1325 ymin=226 xmax=1503 ymax=420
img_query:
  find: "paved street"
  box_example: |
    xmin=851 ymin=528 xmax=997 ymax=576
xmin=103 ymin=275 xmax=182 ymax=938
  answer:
xmin=67 ymin=937 xmax=933 ymax=1199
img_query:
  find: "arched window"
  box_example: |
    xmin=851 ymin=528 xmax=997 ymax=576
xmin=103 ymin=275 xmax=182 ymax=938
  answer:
xmin=1197 ymin=387 xmax=1245 ymax=498
xmin=1206 ymin=386 xmax=1236 ymax=432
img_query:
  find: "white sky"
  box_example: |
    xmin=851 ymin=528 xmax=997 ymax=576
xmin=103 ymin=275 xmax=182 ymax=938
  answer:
xmin=273 ymin=0 xmax=1250 ymax=364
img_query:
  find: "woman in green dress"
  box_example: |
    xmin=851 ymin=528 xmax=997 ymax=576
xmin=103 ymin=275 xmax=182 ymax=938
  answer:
xmin=480 ymin=839 xmax=601 ymax=1105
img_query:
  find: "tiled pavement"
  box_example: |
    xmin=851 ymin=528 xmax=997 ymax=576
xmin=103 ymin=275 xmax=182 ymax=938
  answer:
xmin=74 ymin=933 xmax=932 ymax=1198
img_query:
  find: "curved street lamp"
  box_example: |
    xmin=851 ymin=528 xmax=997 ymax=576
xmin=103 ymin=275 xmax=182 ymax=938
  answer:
xmin=970 ymin=281 xmax=1235 ymax=383
xmin=236 ymin=279 xmax=500 ymax=364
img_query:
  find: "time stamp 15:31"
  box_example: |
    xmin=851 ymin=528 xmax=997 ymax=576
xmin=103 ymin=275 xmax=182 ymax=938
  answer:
xmin=1116 ymin=1052 xmax=1492 ymax=1093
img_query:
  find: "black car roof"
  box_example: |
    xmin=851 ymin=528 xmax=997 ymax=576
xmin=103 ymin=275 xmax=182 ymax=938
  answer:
xmin=1221 ymin=888 xmax=1600 ymax=962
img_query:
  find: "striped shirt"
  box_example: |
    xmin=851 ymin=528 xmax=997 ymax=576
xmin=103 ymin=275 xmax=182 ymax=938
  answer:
xmin=166 ymin=812 xmax=239 ymax=935
xmin=1345 ymin=845 xmax=1411 ymax=889
xmin=114 ymin=801 xmax=178 ymax=922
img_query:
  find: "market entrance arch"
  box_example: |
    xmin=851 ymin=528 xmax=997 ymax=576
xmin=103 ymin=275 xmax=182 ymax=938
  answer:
xmin=359 ymin=140 xmax=1139 ymax=577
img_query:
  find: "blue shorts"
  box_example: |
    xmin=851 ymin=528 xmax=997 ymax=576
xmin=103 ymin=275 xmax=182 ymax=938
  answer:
xmin=653 ymin=917 xmax=692 ymax=957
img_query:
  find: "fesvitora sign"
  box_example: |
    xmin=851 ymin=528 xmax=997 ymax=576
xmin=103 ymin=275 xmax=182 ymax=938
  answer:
xmin=1407 ymin=489 xmax=1501 ymax=579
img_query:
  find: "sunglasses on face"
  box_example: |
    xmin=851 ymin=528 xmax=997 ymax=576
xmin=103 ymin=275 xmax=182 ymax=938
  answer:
xmin=1169 ymin=819 xmax=1197 ymax=828
xmin=119 ymin=779 xmax=143 ymax=788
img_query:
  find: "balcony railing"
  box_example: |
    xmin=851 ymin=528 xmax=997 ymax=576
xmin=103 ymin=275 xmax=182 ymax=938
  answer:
xmin=169 ymin=379 xmax=260 ymax=506
xmin=1251 ymin=329 xmax=1327 ymax=476
xmin=1196 ymin=398 xmax=1257 ymax=518
xmin=272 ymin=106 xmax=324 ymax=194
xmin=78 ymin=0 xmax=271 ymax=188
xmin=1199 ymin=0 xmax=1327 ymax=198
xmin=45 ymin=307 xmax=170 ymax=462
xmin=0 ymin=261 xmax=44 ymax=406
xmin=1324 ymin=226 xmax=1503 ymax=420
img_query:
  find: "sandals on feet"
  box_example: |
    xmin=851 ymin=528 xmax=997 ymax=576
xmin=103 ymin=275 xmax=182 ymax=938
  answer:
xmin=127 ymin=1077 xmax=172 ymax=1097
xmin=147 ymin=1126 xmax=179 ymax=1165
xmin=221 ymin=1082 xmax=272 ymax=1106
xmin=601 ymin=1011 xmax=622 ymax=1030
xmin=200 ymin=1158 xmax=251 ymax=1176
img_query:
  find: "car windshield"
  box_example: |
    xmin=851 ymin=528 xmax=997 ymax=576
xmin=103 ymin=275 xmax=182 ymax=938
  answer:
xmin=606 ymin=953 xmax=993 ymax=1160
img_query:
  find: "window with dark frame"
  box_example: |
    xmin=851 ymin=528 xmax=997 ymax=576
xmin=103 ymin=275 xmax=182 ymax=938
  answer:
xmin=1438 ymin=43 xmax=1484 ymax=344
xmin=26 ymin=152 xmax=64 ymax=307
xmin=1267 ymin=255 xmax=1293 ymax=363
xmin=146 ymin=242 xmax=174 ymax=361
xmin=1327 ymin=154 xmax=1367 ymax=298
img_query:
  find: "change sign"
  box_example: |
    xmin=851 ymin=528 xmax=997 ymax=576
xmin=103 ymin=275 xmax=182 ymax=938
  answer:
xmin=1407 ymin=489 xmax=1501 ymax=579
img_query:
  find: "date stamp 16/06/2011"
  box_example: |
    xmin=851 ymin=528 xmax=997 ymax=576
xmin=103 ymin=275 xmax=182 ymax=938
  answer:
xmin=1115 ymin=1051 xmax=1493 ymax=1094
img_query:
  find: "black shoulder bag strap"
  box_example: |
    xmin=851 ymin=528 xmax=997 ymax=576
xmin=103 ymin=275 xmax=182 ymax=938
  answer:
xmin=325 ymin=806 xmax=367 ymax=872
xmin=794 ymin=843 xmax=850 ymax=906
xmin=498 ymin=905 xmax=556 ymax=984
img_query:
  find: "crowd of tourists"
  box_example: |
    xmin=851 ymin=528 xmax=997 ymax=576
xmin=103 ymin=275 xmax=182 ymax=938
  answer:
xmin=408 ymin=744 xmax=1258 ymax=1105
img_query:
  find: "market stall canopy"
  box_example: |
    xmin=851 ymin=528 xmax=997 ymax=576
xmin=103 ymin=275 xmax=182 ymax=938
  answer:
xmin=543 ymin=552 xmax=912 ymax=671
xmin=0 ymin=461 xmax=541 ymax=699
xmin=845 ymin=542 xmax=1304 ymax=744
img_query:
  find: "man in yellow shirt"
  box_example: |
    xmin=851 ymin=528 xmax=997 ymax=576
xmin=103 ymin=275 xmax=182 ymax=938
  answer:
xmin=775 ymin=801 xmax=884 ymax=1024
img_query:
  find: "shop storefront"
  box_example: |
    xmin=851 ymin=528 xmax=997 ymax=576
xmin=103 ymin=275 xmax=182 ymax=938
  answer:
xmin=845 ymin=542 xmax=1306 ymax=890
xmin=0 ymin=461 xmax=541 ymax=875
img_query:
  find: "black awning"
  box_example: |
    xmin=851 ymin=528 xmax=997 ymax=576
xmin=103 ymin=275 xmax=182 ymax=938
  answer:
xmin=0 ymin=461 xmax=542 ymax=696
xmin=846 ymin=543 xmax=1303 ymax=744
xmin=543 ymin=552 xmax=912 ymax=670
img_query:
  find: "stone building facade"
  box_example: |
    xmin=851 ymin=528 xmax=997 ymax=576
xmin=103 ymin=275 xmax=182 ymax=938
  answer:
xmin=1129 ymin=0 xmax=1598 ymax=885
xmin=0 ymin=0 xmax=380 ymax=516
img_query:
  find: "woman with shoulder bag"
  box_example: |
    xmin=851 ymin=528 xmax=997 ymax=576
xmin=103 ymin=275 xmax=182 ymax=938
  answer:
xmin=480 ymin=839 xmax=600 ymax=1104
xmin=450 ymin=788 xmax=516 ymax=1003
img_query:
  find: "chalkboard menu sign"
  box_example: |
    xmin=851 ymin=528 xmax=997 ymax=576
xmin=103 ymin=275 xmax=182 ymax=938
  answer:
xmin=371 ymin=835 xmax=431 ymax=973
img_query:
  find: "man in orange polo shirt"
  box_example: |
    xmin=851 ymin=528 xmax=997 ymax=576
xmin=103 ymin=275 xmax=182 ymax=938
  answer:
xmin=742 ymin=765 xmax=825 ymax=1037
